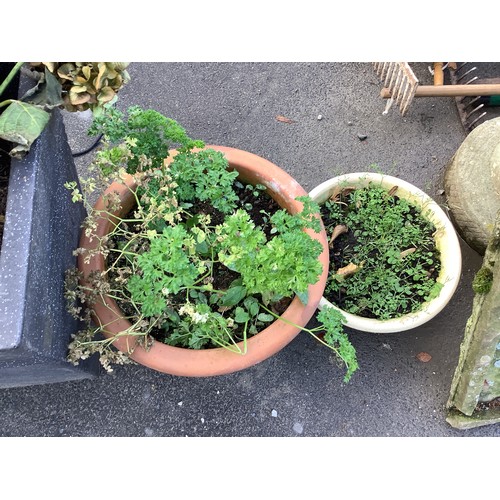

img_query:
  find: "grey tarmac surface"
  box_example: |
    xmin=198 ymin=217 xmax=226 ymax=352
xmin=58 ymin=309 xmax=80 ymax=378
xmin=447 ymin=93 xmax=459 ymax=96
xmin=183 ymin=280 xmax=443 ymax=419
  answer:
xmin=1 ymin=62 xmax=499 ymax=437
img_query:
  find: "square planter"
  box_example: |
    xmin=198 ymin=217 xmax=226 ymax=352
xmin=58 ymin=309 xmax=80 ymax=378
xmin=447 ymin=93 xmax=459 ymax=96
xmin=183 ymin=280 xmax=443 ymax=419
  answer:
xmin=0 ymin=107 xmax=99 ymax=388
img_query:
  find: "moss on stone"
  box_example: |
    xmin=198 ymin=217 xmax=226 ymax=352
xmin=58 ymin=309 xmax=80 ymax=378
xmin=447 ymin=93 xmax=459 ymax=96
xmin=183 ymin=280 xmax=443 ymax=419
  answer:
xmin=472 ymin=266 xmax=494 ymax=294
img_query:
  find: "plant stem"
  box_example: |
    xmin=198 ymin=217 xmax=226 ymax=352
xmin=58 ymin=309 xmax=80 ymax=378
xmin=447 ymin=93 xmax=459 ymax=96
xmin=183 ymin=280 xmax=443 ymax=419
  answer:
xmin=0 ymin=62 xmax=24 ymax=99
xmin=259 ymin=303 xmax=346 ymax=358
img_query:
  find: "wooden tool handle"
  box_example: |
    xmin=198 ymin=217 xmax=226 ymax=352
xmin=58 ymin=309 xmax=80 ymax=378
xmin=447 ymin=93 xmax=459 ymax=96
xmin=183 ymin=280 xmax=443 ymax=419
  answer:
xmin=381 ymin=84 xmax=500 ymax=98
xmin=433 ymin=62 xmax=444 ymax=86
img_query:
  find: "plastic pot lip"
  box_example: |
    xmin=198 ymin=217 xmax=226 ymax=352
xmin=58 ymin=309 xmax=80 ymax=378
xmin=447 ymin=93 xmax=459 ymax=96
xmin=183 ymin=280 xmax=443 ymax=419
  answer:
xmin=309 ymin=172 xmax=463 ymax=333
xmin=78 ymin=145 xmax=329 ymax=376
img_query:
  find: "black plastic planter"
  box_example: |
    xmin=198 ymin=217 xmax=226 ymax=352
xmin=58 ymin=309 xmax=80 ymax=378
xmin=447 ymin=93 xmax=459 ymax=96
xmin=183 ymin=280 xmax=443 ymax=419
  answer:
xmin=0 ymin=108 xmax=99 ymax=388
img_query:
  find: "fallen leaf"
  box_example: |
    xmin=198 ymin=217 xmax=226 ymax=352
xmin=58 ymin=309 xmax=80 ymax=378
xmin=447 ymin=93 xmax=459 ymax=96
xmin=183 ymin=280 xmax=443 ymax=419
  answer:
xmin=416 ymin=352 xmax=432 ymax=362
xmin=336 ymin=262 xmax=363 ymax=277
xmin=387 ymin=185 xmax=398 ymax=197
xmin=329 ymin=185 xmax=342 ymax=202
xmin=400 ymin=248 xmax=416 ymax=259
xmin=329 ymin=224 xmax=348 ymax=246
xmin=328 ymin=186 xmax=356 ymax=202
xmin=341 ymin=186 xmax=357 ymax=197
xmin=276 ymin=115 xmax=295 ymax=124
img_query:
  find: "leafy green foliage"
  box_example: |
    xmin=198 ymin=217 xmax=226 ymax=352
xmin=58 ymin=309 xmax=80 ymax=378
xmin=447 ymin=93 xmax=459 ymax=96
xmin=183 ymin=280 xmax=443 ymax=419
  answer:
xmin=169 ymin=148 xmax=239 ymax=214
xmin=317 ymin=307 xmax=358 ymax=383
xmin=127 ymin=226 xmax=203 ymax=316
xmin=65 ymin=106 xmax=359 ymax=381
xmin=216 ymin=208 xmax=323 ymax=303
xmin=89 ymin=106 xmax=204 ymax=173
xmin=322 ymin=183 xmax=442 ymax=320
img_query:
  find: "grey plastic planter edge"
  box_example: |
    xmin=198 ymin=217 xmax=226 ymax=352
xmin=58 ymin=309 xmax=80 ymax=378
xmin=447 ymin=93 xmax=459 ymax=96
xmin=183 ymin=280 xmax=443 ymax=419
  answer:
xmin=0 ymin=108 xmax=99 ymax=388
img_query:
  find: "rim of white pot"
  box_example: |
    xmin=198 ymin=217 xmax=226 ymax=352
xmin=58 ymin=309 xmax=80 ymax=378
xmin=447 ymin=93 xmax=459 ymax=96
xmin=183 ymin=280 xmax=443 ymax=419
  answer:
xmin=309 ymin=172 xmax=462 ymax=333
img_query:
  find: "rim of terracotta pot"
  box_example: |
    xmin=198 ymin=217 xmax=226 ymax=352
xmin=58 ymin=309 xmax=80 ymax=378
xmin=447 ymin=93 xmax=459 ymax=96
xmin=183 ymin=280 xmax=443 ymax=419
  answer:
xmin=78 ymin=145 xmax=329 ymax=376
xmin=309 ymin=172 xmax=462 ymax=333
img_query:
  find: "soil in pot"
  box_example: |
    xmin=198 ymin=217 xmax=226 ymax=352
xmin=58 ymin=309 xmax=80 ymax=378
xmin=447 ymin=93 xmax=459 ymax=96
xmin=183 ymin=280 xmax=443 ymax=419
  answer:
xmin=320 ymin=182 xmax=443 ymax=320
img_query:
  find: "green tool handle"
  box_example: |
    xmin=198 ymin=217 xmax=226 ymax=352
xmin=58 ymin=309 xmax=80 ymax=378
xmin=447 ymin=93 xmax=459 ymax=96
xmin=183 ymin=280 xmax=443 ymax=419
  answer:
xmin=477 ymin=95 xmax=500 ymax=106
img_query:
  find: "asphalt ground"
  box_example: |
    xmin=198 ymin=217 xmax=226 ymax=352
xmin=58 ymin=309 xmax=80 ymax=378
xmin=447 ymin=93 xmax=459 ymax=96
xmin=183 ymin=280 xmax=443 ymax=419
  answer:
xmin=3 ymin=62 xmax=499 ymax=437
xmin=2 ymin=64 xmax=499 ymax=492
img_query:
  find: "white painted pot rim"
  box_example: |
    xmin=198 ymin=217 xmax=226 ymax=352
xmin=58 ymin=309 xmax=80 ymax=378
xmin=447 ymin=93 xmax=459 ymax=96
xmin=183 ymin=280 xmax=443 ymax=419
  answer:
xmin=309 ymin=172 xmax=462 ymax=333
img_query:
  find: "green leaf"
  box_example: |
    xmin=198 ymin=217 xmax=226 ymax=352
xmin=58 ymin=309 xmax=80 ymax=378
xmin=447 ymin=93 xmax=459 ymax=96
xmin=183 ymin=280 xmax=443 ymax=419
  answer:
xmin=244 ymin=297 xmax=260 ymax=317
xmin=257 ymin=313 xmax=275 ymax=322
xmin=195 ymin=240 xmax=209 ymax=255
xmin=21 ymin=68 xmax=63 ymax=109
xmin=234 ymin=307 xmax=250 ymax=324
xmin=295 ymin=290 xmax=309 ymax=305
xmin=0 ymin=100 xmax=50 ymax=158
xmin=221 ymin=285 xmax=247 ymax=307
xmin=165 ymin=307 xmax=180 ymax=323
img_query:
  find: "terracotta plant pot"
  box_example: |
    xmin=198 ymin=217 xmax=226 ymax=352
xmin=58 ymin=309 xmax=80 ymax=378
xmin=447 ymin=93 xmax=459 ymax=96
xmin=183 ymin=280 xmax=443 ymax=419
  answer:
xmin=309 ymin=172 xmax=462 ymax=333
xmin=78 ymin=146 xmax=329 ymax=376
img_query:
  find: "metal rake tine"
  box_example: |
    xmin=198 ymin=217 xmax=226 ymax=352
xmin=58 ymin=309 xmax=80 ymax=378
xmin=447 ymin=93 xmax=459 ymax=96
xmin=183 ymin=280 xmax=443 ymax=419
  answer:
xmin=464 ymin=76 xmax=479 ymax=85
xmin=457 ymin=66 xmax=477 ymax=82
xmin=465 ymin=103 xmax=485 ymax=120
xmin=467 ymin=111 xmax=487 ymax=129
xmin=464 ymin=96 xmax=481 ymax=109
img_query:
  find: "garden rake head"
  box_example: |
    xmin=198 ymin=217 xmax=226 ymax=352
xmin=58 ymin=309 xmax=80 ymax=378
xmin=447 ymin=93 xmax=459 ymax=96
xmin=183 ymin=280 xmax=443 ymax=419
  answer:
xmin=373 ymin=62 xmax=419 ymax=116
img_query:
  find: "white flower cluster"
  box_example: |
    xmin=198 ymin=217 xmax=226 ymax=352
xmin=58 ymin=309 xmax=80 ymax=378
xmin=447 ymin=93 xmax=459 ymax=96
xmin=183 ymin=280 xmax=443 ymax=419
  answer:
xmin=179 ymin=302 xmax=209 ymax=324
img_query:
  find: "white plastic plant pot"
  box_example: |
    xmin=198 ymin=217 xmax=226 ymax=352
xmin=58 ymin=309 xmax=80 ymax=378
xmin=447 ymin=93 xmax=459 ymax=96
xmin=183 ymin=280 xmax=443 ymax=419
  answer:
xmin=309 ymin=172 xmax=462 ymax=333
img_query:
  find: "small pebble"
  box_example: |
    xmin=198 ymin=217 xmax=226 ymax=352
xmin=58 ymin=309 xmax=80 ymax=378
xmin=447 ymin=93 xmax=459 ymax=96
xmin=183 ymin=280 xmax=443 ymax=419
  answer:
xmin=293 ymin=422 xmax=304 ymax=434
xmin=347 ymin=121 xmax=353 ymax=126
xmin=178 ymin=401 xmax=183 ymax=406
xmin=271 ymin=409 xmax=278 ymax=418
xmin=357 ymin=133 xmax=368 ymax=141
xmin=317 ymin=114 xmax=323 ymax=120
xmin=201 ymin=418 xmax=205 ymax=424
xmin=437 ymin=189 xmax=445 ymax=195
